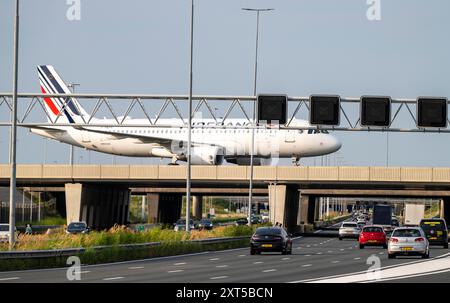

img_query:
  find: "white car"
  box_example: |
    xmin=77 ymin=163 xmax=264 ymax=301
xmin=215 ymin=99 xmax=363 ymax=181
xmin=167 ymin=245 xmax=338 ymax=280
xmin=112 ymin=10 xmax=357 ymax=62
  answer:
xmin=0 ymin=224 xmax=18 ymax=243
xmin=388 ymin=227 xmax=429 ymax=259
xmin=339 ymin=222 xmax=361 ymax=240
xmin=173 ymin=219 xmax=195 ymax=231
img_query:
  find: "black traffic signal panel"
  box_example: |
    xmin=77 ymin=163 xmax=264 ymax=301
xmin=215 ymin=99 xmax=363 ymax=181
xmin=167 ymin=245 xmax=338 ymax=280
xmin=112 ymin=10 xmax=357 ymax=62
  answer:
xmin=257 ymin=94 xmax=287 ymax=124
xmin=360 ymin=96 xmax=391 ymax=127
xmin=309 ymin=95 xmax=340 ymax=125
xmin=417 ymin=97 xmax=448 ymax=128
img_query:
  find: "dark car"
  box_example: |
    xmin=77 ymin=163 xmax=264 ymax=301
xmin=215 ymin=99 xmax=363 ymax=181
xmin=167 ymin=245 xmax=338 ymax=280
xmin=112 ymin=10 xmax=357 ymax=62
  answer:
xmin=250 ymin=227 xmax=292 ymax=255
xmin=391 ymin=218 xmax=400 ymax=227
xmin=198 ymin=219 xmax=213 ymax=230
xmin=235 ymin=218 xmax=248 ymax=226
xmin=250 ymin=215 xmax=262 ymax=224
xmin=419 ymin=219 xmax=448 ymax=248
xmin=66 ymin=222 xmax=90 ymax=234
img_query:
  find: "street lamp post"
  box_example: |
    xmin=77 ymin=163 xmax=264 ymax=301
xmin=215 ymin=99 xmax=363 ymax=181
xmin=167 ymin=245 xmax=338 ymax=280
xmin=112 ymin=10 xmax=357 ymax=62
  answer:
xmin=242 ymin=8 xmax=274 ymax=226
xmin=186 ymin=0 xmax=195 ymax=233
xmin=67 ymin=83 xmax=80 ymax=166
xmin=9 ymin=0 xmax=19 ymax=250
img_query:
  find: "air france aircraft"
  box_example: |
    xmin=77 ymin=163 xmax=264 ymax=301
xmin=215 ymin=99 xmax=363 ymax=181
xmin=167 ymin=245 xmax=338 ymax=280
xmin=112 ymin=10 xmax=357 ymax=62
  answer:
xmin=29 ymin=65 xmax=341 ymax=166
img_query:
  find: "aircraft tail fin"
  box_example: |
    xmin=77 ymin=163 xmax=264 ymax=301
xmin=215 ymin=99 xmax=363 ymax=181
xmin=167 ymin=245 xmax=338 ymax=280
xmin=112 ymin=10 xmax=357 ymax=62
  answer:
xmin=37 ymin=65 xmax=89 ymax=124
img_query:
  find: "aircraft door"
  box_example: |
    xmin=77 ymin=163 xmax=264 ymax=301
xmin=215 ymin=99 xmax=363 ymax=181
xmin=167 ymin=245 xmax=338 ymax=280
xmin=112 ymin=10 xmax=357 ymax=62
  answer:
xmin=285 ymin=129 xmax=295 ymax=143
xmin=81 ymin=131 xmax=91 ymax=143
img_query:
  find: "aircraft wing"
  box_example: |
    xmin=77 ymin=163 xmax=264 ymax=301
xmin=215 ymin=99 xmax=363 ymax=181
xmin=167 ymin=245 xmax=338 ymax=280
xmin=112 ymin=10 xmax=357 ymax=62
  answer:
xmin=79 ymin=127 xmax=217 ymax=151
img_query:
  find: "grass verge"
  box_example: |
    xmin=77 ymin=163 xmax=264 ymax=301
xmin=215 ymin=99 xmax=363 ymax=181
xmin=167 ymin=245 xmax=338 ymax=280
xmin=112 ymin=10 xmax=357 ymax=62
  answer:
xmin=0 ymin=238 xmax=250 ymax=271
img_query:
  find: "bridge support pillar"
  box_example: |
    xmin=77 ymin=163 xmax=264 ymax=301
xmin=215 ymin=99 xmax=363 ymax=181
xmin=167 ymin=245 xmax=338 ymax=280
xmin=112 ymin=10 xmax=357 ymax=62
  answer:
xmin=147 ymin=193 xmax=182 ymax=224
xmin=65 ymin=183 xmax=130 ymax=229
xmin=299 ymin=194 xmax=316 ymax=225
xmin=192 ymin=195 xmax=203 ymax=220
xmin=268 ymin=184 xmax=299 ymax=232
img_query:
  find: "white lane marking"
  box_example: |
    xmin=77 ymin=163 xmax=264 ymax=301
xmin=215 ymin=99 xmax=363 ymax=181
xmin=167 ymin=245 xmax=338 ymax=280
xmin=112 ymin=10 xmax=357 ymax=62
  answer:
xmin=75 ymin=271 xmax=91 ymax=274
xmin=316 ymin=252 xmax=323 ymax=255
xmin=331 ymin=261 xmax=340 ymax=264
xmin=128 ymin=267 xmax=144 ymax=270
xmin=210 ymin=276 xmax=228 ymax=280
xmin=102 ymin=277 xmax=124 ymax=281
xmin=238 ymin=255 xmax=246 ymax=257
xmin=327 ymin=251 xmax=334 ymax=253
xmin=282 ymin=257 xmax=291 ymax=260
xmin=340 ymin=249 xmax=345 ymax=251
xmin=253 ymin=261 xmax=263 ymax=264
xmin=302 ymin=264 xmax=312 ymax=267
xmin=216 ymin=265 xmax=228 ymax=268
xmin=0 ymin=245 xmax=257 ymax=274
xmin=291 ymin=253 xmax=450 ymax=283
xmin=168 ymin=270 xmax=184 ymax=273
xmin=262 ymin=269 xmax=277 ymax=273
xmin=81 ymin=251 xmax=209 ymax=269
xmin=353 ymin=257 xmax=361 ymax=260
xmin=209 ymin=258 xmax=220 ymax=261
xmin=306 ymin=245 xmax=311 ymax=248
xmin=364 ymin=268 xmax=450 ymax=283
xmin=174 ymin=262 xmax=186 ymax=266
xmin=379 ymin=252 xmax=384 ymax=255
xmin=305 ymin=254 xmax=311 ymax=257
xmin=0 ymin=277 xmax=19 ymax=281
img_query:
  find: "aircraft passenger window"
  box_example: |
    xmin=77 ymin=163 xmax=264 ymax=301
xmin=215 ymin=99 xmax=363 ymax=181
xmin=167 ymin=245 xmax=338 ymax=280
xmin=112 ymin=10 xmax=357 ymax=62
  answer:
xmin=308 ymin=129 xmax=313 ymax=134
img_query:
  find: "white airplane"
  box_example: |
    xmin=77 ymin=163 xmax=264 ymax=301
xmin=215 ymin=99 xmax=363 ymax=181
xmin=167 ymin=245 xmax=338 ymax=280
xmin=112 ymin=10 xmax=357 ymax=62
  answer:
xmin=28 ymin=65 xmax=341 ymax=165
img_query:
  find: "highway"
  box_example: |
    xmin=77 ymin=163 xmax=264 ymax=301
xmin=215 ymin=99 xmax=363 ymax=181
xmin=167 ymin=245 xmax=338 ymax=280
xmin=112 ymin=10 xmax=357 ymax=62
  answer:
xmin=0 ymin=236 xmax=448 ymax=283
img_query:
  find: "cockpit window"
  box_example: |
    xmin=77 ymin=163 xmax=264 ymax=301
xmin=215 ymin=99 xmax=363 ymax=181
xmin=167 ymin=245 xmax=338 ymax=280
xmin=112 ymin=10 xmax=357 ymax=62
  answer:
xmin=307 ymin=129 xmax=329 ymax=134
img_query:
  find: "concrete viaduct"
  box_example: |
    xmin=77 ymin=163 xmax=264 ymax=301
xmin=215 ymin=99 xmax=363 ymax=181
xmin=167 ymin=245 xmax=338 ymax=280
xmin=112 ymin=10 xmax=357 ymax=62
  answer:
xmin=1 ymin=165 xmax=450 ymax=231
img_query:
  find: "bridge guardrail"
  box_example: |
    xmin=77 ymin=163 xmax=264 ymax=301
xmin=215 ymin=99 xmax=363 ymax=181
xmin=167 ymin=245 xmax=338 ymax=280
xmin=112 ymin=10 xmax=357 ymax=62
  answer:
xmin=0 ymin=236 xmax=250 ymax=260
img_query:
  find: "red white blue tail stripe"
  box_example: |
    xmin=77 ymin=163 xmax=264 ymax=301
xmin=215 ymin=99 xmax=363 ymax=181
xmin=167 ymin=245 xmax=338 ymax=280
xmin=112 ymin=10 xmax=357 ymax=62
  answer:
xmin=38 ymin=65 xmax=88 ymax=123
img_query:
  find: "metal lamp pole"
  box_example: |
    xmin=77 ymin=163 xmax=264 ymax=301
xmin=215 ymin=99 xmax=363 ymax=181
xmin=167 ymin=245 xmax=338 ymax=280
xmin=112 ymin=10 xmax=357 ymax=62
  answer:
xmin=67 ymin=83 xmax=80 ymax=166
xmin=242 ymin=8 xmax=274 ymax=226
xmin=186 ymin=0 xmax=194 ymax=233
xmin=9 ymin=0 xmax=20 ymax=250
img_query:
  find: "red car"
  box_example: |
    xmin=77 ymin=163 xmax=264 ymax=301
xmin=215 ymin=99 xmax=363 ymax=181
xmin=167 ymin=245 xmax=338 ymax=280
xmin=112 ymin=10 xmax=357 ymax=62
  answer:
xmin=359 ymin=226 xmax=387 ymax=249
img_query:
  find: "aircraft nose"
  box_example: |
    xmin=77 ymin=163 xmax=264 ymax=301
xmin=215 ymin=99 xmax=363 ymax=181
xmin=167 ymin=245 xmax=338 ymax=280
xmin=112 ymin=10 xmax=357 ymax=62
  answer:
xmin=328 ymin=136 xmax=342 ymax=152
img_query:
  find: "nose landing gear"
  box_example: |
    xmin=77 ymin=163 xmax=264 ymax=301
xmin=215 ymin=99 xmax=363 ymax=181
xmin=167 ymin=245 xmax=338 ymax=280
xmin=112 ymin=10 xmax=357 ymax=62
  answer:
xmin=292 ymin=155 xmax=300 ymax=166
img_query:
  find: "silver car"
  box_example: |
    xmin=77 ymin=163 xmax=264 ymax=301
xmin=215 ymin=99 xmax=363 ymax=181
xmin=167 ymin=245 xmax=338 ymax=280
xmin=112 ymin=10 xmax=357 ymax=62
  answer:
xmin=0 ymin=224 xmax=18 ymax=243
xmin=339 ymin=222 xmax=361 ymax=240
xmin=388 ymin=227 xmax=429 ymax=259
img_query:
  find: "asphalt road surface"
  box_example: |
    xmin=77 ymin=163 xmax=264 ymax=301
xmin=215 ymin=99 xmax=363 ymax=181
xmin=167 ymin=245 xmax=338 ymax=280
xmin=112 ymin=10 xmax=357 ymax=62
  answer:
xmin=0 ymin=236 xmax=448 ymax=283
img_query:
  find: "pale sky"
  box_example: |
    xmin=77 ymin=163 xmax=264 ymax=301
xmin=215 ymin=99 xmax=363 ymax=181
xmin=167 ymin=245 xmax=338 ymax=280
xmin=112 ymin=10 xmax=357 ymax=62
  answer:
xmin=1 ymin=0 xmax=450 ymax=167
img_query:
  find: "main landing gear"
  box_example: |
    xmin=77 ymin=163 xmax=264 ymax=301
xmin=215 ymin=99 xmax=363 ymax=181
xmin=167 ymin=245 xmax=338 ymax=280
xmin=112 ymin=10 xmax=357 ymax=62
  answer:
xmin=168 ymin=156 xmax=180 ymax=165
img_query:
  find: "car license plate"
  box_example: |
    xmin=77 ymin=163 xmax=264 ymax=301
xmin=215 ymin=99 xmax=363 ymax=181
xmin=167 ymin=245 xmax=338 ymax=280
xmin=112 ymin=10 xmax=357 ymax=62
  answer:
xmin=429 ymin=237 xmax=437 ymax=240
xmin=261 ymin=244 xmax=272 ymax=248
xmin=401 ymin=247 xmax=412 ymax=251
xmin=368 ymin=240 xmax=377 ymax=243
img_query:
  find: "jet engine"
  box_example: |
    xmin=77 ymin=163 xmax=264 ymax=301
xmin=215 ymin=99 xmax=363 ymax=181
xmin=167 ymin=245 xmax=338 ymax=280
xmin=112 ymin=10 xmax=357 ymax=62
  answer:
xmin=190 ymin=146 xmax=224 ymax=165
xmin=225 ymin=157 xmax=272 ymax=166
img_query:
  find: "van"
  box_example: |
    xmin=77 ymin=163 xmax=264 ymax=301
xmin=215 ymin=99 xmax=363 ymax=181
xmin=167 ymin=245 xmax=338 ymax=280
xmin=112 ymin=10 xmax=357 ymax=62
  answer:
xmin=419 ymin=219 xmax=448 ymax=249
